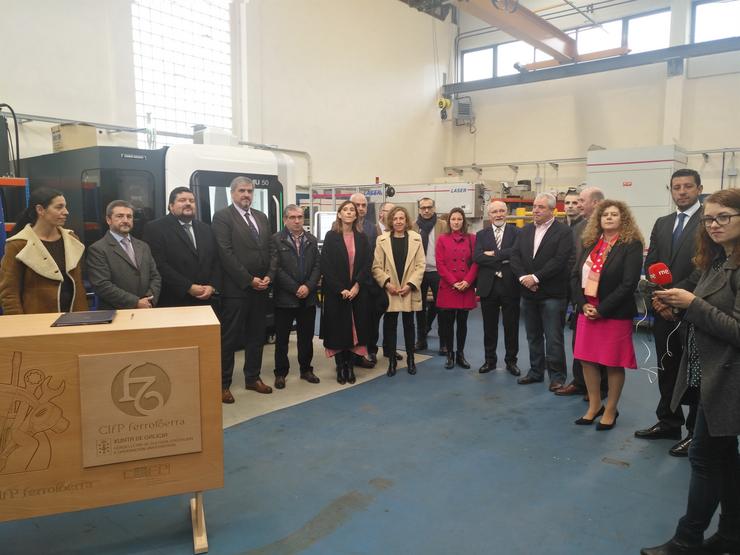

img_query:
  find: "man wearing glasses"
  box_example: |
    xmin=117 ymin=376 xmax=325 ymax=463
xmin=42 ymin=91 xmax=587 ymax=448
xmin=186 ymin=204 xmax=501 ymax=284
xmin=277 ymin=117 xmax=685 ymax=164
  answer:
xmin=635 ymin=169 xmax=703 ymax=457
xmin=413 ymin=197 xmax=448 ymax=353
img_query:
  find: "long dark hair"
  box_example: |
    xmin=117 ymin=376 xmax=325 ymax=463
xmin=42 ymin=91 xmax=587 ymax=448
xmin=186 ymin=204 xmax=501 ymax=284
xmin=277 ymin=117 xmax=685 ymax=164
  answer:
xmin=446 ymin=207 xmax=468 ymax=235
xmin=330 ymin=200 xmax=361 ymax=233
xmin=10 ymin=187 xmax=64 ymax=237
xmin=693 ymin=188 xmax=740 ymax=271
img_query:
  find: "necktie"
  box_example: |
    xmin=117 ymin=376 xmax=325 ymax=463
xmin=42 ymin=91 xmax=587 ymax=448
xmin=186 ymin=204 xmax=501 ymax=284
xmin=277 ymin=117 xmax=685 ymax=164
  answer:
xmin=494 ymin=226 xmax=503 ymax=250
xmin=183 ymin=222 xmax=197 ymax=249
xmin=121 ymin=236 xmax=137 ymax=267
xmin=672 ymin=212 xmax=687 ymax=250
xmin=245 ymin=211 xmax=260 ymax=238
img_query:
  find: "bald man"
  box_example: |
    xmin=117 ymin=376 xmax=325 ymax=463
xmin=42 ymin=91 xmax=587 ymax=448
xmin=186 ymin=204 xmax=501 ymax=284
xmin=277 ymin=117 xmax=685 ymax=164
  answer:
xmin=473 ymin=200 xmax=521 ymax=375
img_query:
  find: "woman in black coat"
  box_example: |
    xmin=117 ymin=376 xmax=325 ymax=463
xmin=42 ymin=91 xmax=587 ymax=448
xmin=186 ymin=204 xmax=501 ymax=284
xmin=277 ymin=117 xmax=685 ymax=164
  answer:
xmin=643 ymin=188 xmax=740 ymax=555
xmin=570 ymin=200 xmax=643 ymax=430
xmin=320 ymin=200 xmax=371 ymax=385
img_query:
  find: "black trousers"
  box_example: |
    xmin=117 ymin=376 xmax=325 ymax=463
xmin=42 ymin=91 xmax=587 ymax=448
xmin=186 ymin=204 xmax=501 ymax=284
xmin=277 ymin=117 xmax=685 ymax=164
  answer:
xmin=438 ymin=309 xmax=469 ymax=352
xmin=366 ymin=286 xmax=385 ymax=356
xmin=274 ymin=304 xmax=316 ymax=377
xmin=383 ymin=311 xmax=415 ymax=355
xmin=220 ymin=290 xmax=267 ymax=388
xmin=480 ymin=284 xmax=519 ymax=365
xmin=676 ymin=404 xmax=740 ymax=544
xmin=654 ymin=317 xmax=697 ymax=431
xmin=415 ymin=271 xmax=440 ymax=338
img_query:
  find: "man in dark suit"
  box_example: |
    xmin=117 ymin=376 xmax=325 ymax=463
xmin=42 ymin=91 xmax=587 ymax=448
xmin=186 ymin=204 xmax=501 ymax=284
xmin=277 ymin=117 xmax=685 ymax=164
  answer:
xmin=510 ymin=192 xmax=574 ymax=390
xmin=88 ymin=200 xmax=161 ymax=310
xmin=474 ymin=200 xmax=521 ymax=376
xmin=635 ymin=169 xmax=703 ymax=457
xmin=212 ymin=176 xmax=275 ymax=400
xmin=270 ymin=204 xmax=321 ymax=390
xmin=143 ymin=187 xmax=221 ymax=308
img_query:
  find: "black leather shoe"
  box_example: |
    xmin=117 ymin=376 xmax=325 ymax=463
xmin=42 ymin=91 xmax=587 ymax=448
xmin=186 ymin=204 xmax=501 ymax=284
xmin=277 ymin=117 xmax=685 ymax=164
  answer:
xmin=274 ymin=375 xmax=286 ymax=389
xmin=575 ymin=406 xmax=605 ymax=425
xmin=669 ymin=435 xmax=693 ymax=457
xmin=596 ymin=411 xmax=619 ymax=431
xmin=355 ymin=356 xmax=375 ymax=369
xmin=478 ymin=361 xmax=496 ymax=374
xmin=414 ymin=340 xmax=428 ymax=351
xmin=517 ymin=376 xmax=543 ymax=385
xmin=387 ymin=356 xmax=397 ymax=377
xmin=640 ymin=537 xmax=704 ymax=554
xmin=336 ymin=367 xmax=346 ymax=385
xmin=703 ymin=532 xmax=740 ymax=554
xmin=300 ymin=370 xmax=320 ymax=384
xmin=505 ymin=363 xmax=521 ymax=376
xmin=368 ymin=353 xmax=377 ymax=364
xmin=407 ymin=354 xmax=416 ymax=375
xmin=635 ymin=422 xmax=682 ymax=440
xmin=346 ymin=365 xmax=356 ymax=384
xmin=456 ymin=351 xmax=471 ymax=369
xmin=444 ymin=352 xmax=455 ymax=369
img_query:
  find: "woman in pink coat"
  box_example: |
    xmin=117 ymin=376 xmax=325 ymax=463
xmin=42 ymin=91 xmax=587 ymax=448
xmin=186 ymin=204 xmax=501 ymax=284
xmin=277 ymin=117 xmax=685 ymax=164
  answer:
xmin=435 ymin=207 xmax=478 ymax=369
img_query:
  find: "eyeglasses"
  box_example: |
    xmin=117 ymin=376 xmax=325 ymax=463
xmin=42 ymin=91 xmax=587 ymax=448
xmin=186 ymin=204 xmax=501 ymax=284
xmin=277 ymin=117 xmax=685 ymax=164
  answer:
xmin=700 ymin=213 xmax=740 ymax=227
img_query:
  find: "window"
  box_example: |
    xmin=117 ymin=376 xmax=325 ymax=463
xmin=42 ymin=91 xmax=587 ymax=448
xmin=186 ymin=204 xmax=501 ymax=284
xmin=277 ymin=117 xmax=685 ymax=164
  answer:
xmin=694 ymin=0 xmax=740 ymax=43
xmin=627 ymin=11 xmax=671 ymax=53
xmin=576 ymin=20 xmax=623 ymax=55
xmin=462 ymin=48 xmax=494 ymax=82
xmin=131 ymin=0 xmax=233 ymax=147
xmin=497 ymin=40 xmax=534 ymax=76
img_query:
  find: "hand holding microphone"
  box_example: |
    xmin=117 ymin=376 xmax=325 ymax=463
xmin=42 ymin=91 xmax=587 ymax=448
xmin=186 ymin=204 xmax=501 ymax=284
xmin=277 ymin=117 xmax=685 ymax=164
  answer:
xmin=649 ymin=262 xmax=696 ymax=310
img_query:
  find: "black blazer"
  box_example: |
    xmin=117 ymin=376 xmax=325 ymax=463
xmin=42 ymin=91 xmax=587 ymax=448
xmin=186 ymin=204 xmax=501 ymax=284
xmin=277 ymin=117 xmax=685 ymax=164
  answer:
xmin=211 ymin=205 xmax=274 ymax=298
xmin=143 ymin=213 xmax=222 ymax=307
xmin=473 ymin=224 xmax=520 ymax=298
xmin=270 ymin=229 xmax=321 ymax=308
xmin=319 ymin=230 xmax=370 ymax=350
xmin=570 ymin=240 xmax=644 ymax=320
xmin=510 ymin=219 xmax=574 ymax=299
xmin=644 ymin=208 xmax=702 ymax=289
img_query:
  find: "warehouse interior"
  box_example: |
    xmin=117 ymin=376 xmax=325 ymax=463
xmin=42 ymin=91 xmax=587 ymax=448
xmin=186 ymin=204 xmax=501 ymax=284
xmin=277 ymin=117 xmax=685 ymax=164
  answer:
xmin=1 ymin=0 xmax=739 ymax=553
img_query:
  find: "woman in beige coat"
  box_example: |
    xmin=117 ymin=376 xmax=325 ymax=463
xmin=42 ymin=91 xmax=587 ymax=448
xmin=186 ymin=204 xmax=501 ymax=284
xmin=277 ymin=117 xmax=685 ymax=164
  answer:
xmin=373 ymin=206 xmax=426 ymax=377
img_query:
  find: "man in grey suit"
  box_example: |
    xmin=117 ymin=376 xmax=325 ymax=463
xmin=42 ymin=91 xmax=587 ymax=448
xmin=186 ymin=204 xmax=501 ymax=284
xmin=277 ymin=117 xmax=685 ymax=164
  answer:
xmin=212 ymin=176 xmax=275 ymax=401
xmin=88 ymin=200 xmax=161 ymax=310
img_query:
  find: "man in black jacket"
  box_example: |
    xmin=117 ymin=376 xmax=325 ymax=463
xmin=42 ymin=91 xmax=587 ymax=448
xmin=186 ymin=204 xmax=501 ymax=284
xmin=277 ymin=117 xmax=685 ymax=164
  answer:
xmin=143 ymin=187 xmax=221 ymax=308
xmin=635 ymin=169 xmax=703 ymax=457
xmin=270 ymin=204 xmax=321 ymax=389
xmin=510 ymin=193 xmax=574 ymax=390
xmin=474 ymin=200 xmax=521 ymax=376
xmin=212 ymin=176 xmax=275 ymax=401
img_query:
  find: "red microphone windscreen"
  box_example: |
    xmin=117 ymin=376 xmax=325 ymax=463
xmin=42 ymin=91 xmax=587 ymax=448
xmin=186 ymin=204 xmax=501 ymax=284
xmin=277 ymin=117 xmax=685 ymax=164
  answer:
xmin=648 ymin=262 xmax=673 ymax=287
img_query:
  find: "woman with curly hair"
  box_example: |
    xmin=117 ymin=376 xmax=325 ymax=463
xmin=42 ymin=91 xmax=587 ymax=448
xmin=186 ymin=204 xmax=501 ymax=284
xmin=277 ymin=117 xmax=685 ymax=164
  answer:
xmin=570 ymin=199 xmax=644 ymax=430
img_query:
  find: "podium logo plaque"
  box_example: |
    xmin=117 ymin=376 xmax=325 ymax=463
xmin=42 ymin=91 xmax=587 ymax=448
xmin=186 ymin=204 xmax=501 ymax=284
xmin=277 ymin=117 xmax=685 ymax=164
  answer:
xmin=79 ymin=347 xmax=202 ymax=468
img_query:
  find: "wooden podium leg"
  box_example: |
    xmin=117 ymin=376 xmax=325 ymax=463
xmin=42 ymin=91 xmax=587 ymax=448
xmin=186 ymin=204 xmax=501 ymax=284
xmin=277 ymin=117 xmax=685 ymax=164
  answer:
xmin=190 ymin=491 xmax=208 ymax=554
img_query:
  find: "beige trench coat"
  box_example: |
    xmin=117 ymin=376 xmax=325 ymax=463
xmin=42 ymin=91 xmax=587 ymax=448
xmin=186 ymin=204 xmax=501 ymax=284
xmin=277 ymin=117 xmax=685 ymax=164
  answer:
xmin=372 ymin=230 xmax=426 ymax=312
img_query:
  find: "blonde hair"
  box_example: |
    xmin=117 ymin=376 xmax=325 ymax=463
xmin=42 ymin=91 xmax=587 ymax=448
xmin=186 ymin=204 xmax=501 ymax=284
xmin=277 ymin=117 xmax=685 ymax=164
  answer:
xmin=580 ymin=199 xmax=644 ymax=248
xmin=386 ymin=206 xmax=412 ymax=231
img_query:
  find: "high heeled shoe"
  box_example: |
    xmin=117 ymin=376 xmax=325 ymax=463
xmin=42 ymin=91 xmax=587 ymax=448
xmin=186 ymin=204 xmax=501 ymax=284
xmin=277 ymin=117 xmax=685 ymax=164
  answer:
xmin=407 ymin=353 xmax=416 ymax=375
xmin=574 ymin=406 xmax=605 ymax=425
xmin=596 ymin=411 xmax=619 ymax=431
xmin=387 ymin=355 xmax=397 ymax=377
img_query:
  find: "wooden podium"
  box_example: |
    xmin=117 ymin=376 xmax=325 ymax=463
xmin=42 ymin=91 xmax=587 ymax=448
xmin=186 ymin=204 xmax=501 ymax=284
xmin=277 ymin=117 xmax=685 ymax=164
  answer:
xmin=0 ymin=306 xmax=223 ymax=553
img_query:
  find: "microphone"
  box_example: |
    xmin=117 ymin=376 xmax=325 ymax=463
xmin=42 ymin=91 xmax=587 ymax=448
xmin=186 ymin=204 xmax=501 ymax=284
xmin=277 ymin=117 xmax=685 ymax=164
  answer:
xmin=647 ymin=262 xmax=673 ymax=289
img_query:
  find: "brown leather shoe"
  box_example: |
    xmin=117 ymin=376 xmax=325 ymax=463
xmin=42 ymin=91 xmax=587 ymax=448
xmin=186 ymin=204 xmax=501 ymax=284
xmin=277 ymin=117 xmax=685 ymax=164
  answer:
xmin=245 ymin=379 xmax=273 ymax=394
xmin=554 ymin=383 xmax=582 ymax=396
xmin=222 ymin=388 xmax=235 ymax=404
xmin=548 ymin=381 xmax=564 ymax=392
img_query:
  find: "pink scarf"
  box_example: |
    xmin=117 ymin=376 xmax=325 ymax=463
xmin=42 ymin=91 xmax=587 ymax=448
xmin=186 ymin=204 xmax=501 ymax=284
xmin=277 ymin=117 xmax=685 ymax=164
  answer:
xmin=583 ymin=235 xmax=617 ymax=297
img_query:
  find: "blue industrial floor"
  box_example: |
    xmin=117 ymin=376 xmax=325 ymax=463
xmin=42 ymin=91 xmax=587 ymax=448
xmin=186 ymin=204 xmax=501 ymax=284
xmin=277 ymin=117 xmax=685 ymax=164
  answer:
xmin=1 ymin=309 xmax=702 ymax=554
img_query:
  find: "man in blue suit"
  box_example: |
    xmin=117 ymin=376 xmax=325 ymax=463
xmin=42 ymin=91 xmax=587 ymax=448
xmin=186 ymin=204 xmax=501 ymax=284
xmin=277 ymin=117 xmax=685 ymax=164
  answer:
xmin=474 ymin=200 xmax=521 ymax=376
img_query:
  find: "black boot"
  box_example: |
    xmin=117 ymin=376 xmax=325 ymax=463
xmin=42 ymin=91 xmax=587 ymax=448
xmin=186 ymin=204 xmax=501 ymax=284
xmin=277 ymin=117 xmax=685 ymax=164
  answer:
xmin=336 ymin=352 xmax=346 ymax=385
xmin=445 ymin=351 xmax=455 ymax=369
xmin=407 ymin=351 xmax=416 ymax=375
xmin=387 ymin=354 xmax=397 ymax=377
xmin=456 ymin=351 xmax=471 ymax=369
xmin=346 ymin=357 xmax=356 ymax=384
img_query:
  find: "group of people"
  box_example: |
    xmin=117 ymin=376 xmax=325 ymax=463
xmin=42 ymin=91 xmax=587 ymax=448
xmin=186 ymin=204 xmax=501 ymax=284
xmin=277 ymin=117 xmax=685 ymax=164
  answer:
xmin=1 ymin=172 xmax=738 ymax=554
